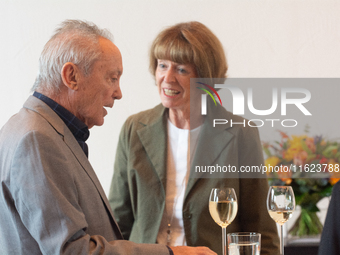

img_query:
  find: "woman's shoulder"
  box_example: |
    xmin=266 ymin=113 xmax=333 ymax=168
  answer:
xmin=123 ymin=104 xmax=166 ymax=128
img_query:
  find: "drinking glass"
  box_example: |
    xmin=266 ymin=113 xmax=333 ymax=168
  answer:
xmin=227 ymin=232 xmax=261 ymax=255
xmin=209 ymin=188 xmax=238 ymax=255
xmin=267 ymin=186 xmax=295 ymax=255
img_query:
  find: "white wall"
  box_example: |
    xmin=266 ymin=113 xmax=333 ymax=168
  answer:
xmin=1 ymin=0 xmax=340 ymax=197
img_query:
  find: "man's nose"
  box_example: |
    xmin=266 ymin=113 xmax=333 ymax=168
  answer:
xmin=113 ymin=85 xmax=122 ymax=100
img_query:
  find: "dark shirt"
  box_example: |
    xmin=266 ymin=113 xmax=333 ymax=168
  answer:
xmin=33 ymin=91 xmax=89 ymax=157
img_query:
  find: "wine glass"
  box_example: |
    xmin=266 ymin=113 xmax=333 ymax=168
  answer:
xmin=267 ymin=186 xmax=295 ymax=255
xmin=209 ymin=188 xmax=238 ymax=255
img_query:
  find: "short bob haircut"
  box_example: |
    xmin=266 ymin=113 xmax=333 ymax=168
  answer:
xmin=149 ymin=21 xmax=227 ymax=79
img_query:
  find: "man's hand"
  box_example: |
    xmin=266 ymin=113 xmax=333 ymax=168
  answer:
xmin=171 ymin=246 xmax=217 ymax=255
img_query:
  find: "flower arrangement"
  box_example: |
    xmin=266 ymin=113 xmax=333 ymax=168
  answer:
xmin=263 ymin=129 xmax=340 ymax=237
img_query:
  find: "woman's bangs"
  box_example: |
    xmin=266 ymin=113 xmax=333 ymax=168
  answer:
xmin=154 ymin=37 xmax=193 ymax=64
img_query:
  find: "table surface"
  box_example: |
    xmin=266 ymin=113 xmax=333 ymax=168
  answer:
xmin=284 ymin=237 xmax=319 ymax=255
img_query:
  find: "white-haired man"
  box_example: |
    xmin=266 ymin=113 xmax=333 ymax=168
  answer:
xmin=0 ymin=20 xmax=216 ymax=255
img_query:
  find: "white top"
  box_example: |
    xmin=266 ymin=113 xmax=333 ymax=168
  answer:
xmin=156 ymin=119 xmax=201 ymax=246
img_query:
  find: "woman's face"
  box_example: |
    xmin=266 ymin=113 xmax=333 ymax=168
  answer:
xmin=155 ymin=59 xmax=197 ymax=112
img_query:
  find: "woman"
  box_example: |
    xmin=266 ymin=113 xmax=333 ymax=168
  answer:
xmin=109 ymin=21 xmax=279 ymax=255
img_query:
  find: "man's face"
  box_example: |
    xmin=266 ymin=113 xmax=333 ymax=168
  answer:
xmin=75 ymin=38 xmax=123 ymax=129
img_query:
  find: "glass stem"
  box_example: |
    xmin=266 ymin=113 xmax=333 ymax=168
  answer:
xmin=280 ymin=224 xmax=284 ymax=255
xmin=222 ymin=226 xmax=227 ymax=255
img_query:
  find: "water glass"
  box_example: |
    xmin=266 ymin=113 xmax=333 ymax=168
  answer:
xmin=227 ymin=232 xmax=261 ymax=255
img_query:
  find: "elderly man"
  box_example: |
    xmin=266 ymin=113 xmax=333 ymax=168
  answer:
xmin=0 ymin=20 xmax=216 ymax=255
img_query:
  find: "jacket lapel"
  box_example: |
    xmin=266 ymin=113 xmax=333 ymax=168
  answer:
xmin=185 ymin=102 xmax=235 ymax=201
xmin=137 ymin=107 xmax=168 ymax=193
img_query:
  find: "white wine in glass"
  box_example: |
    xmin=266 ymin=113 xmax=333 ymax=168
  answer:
xmin=268 ymin=210 xmax=293 ymax=225
xmin=209 ymin=188 xmax=238 ymax=255
xmin=267 ymin=186 xmax=295 ymax=255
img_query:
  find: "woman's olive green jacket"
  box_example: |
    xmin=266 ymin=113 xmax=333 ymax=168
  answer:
xmin=109 ymin=103 xmax=279 ymax=255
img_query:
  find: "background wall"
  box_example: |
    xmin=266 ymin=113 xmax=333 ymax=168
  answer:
xmin=1 ymin=1 xmax=340 ymax=234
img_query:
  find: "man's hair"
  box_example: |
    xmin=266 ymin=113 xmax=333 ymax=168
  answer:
xmin=149 ymin=21 xmax=227 ymax=79
xmin=31 ymin=20 xmax=113 ymax=94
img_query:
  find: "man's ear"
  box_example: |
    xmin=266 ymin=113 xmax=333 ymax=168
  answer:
xmin=61 ymin=62 xmax=80 ymax=91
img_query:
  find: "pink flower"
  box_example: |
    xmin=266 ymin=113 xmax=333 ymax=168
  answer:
xmin=305 ymin=137 xmax=316 ymax=153
xmin=293 ymin=151 xmax=308 ymax=166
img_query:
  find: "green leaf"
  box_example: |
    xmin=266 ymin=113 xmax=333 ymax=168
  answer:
xmin=306 ymin=154 xmax=317 ymax=162
xmin=289 ymin=210 xmax=323 ymax=236
xmin=263 ymin=146 xmax=272 ymax=157
xmin=319 ymin=185 xmax=333 ymax=197
xmin=335 ymin=151 xmax=340 ymax=158
xmin=301 ymin=140 xmax=313 ymax=155
xmin=323 ymin=145 xmax=338 ymax=158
